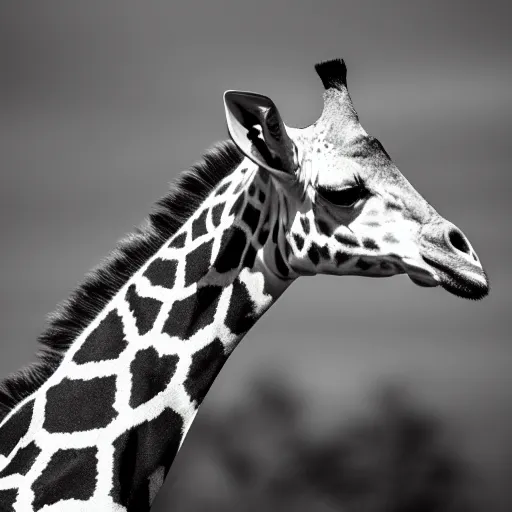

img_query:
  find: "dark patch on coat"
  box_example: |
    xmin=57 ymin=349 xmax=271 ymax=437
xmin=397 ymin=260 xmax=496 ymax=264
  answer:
xmin=73 ymin=309 xmax=128 ymax=364
xmin=224 ymin=279 xmax=257 ymax=335
xmin=334 ymin=232 xmax=360 ymax=247
xmin=213 ymin=227 xmax=247 ymax=274
xmin=32 ymin=447 xmax=98 ymax=511
xmin=308 ymin=243 xmax=321 ymax=265
xmin=0 ymin=441 xmax=41 ymax=478
xmin=258 ymin=190 xmax=266 ymax=203
xmin=319 ymin=245 xmax=330 ymax=260
xmin=383 ymin=233 xmax=400 ymax=244
xmin=191 ymin=209 xmax=209 ymax=240
xmin=144 ymin=258 xmax=178 ymax=290
xmin=162 ymin=286 xmax=222 ymax=340
xmin=168 ymin=232 xmax=186 ymax=249
xmin=125 ymin=285 xmax=162 ymax=336
xmin=242 ymin=203 xmax=261 ymax=234
xmin=356 ymin=258 xmax=373 ymax=271
xmin=0 ymin=489 xmax=17 ymax=509
xmin=184 ymin=239 xmax=214 ymax=287
xmin=110 ymin=407 xmax=183 ymax=510
xmin=43 ymin=376 xmax=117 ymax=433
xmin=184 ymin=339 xmax=228 ymax=406
xmin=335 ymin=251 xmax=351 ymax=266
xmin=362 ymin=238 xmax=379 ymax=250
xmin=129 ymin=348 xmax=179 ymax=409
xmin=215 ymin=182 xmax=230 ymax=196
xmin=229 ymin=195 xmax=244 ymax=217
xmin=258 ymin=226 xmax=270 ymax=246
xmin=211 ymin=203 xmax=224 ymax=228
xmin=248 ymin=184 xmax=256 ymax=197
xmin=243 ymin=244 xmax=257 ymax=269
xmin=316 ymin=219 xmax=332 ymax=237
xmin=300 ymin=216 xmax=310 ymax=235
xmin=0 ymin=399 xmax=34 ymax=457
xmin=293 ymin=234 xmax=305 ymax=251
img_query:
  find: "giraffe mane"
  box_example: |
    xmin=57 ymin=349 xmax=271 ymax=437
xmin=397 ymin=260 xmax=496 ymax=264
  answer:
xmin=0 ymin=140 xmax=244 ymax=421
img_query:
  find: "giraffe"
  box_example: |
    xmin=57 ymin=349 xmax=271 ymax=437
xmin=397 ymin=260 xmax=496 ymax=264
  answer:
xmin=0 ymin=59 xmax=488 ymax=511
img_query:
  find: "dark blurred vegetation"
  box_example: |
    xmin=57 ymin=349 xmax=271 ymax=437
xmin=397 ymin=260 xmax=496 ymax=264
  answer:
xmin=154 ymin=376 xmax=480 ymax=512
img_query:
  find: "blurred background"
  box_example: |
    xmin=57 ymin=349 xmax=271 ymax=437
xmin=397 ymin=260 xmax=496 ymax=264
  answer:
xmin=0 ymin=1 xmax=510 ymax=510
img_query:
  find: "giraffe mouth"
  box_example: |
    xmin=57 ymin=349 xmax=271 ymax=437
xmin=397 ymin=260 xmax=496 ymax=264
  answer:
xmin=421 ymin=254 xmax=489 ymax=300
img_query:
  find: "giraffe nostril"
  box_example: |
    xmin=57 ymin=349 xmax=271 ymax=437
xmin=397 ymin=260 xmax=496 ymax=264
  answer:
xmin=448 ymin=228 xmax=471 ymax=255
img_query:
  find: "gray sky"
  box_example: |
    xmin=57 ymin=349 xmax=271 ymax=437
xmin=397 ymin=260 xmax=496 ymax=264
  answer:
xmin=1 ymin=1 xmax=511 ymax=508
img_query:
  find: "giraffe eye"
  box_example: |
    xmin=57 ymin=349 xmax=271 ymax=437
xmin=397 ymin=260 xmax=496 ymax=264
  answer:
xmin=317 ymin=184 xmax=366 ymax=208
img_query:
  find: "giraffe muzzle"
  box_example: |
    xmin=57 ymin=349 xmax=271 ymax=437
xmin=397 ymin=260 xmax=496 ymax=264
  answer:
xmin=419 ymin=222 xmax=489 ymax=300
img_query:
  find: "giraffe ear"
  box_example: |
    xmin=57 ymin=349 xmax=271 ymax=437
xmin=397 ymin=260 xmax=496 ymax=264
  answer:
xmin=223 ymin=90 xmax=298 ymax=177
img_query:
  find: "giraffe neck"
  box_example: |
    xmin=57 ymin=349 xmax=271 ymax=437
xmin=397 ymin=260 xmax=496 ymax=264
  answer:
xmin=0 ymin=158 xmax=295 ymax=511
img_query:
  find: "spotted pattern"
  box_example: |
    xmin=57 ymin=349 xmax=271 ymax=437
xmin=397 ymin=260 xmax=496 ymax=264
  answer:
xmin=74 ymin=309 xmax=128 ymax=364
xmin=110 ymin=408 xmax=183 ymax=509
xmin=143 ymin=258 xmax=178 ymax=289
xmin=129 ymin=348 xmax=179 ymax=408
xmin=191 ymin=209 xmax=209 ymax=240
xmin=224 ymin=278 xmax=257 ymax=335
xmin=43 ymin=377 xmax=118 ymax=433
xmin=300 ymin=216 xmax=310 ymax=234
xmin=0 ymin=442 xmax=40 ymax=478
xmin=168 ymin=232 xmax=186 ymax=249
xmin=258 ymin=225 xmax=270 ymax=246
xmin=293 ymin=234 xmax=305 ymax=251
xmin=334 ymin=232 xmax=359 ymax=247
xmin=0 ymin=163 xmax=300 ymax=509
xmin=214 ymin=227 xmax=247 ymax=273
xmin=383 ymin=233 xmax=400 ymax=244
xmin=362 ymin=238 xmax=379 ymax=250
xmin=229 ymin=194 xmax=244 ymax=216
xmin=184 ymin=339 xmax=227 ymax=406
xmin=335 ymin=251 xmax=351 ymax=266
xmin=162 ymin=286 xmax=222 ymax=340
xmin=32 ymin=447 xmax=98 ymax=511
xmin=242 ymin=203 xmax=261 ymax=233
xmin=356 ymin=258 xmax=372 ymax=271
xmin=215 ymin=182 xmax=230 ymax=196
xmin=308 ymin=243 xmax=321 ymax=265
xmin=0 ymin=489 xmax=17 ymax=509
xmin=211 ymin=202 xmax=224 ymax=228
xmin=0 ymin=399 xmax=34 ymax=457
xmin=184 ymin=239 xmax=214 ymax=287
xmin=316 ymin=219 xmax=332 ymax=237
xmin=243 ymin=244 xmax=257 ymax=268
xmin=126 ymin=285 xmax=162 ymax=336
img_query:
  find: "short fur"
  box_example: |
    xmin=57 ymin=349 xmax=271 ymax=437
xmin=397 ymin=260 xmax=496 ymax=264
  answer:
xmin=0 ymin=141 xmax=244 ymax=421
xmin=314 ymin=58 xmax=348 ymax=90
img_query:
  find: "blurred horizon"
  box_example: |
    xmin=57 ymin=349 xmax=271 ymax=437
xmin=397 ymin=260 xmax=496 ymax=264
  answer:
xmin=0 ymin=1 xmax=511 ymax=509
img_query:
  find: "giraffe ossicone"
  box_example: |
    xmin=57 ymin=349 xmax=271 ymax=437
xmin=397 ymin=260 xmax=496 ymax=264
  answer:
xmin=0 ymin=58 xmax=488 ymax=511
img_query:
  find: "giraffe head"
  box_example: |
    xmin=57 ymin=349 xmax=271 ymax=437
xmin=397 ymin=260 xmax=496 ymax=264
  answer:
xmin=224 ymin=59 xmax=489 ymax=299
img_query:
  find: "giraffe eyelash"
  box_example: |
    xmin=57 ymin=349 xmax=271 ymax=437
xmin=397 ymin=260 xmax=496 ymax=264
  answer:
xmin=317 ymin=174 xmax=369 ymax=208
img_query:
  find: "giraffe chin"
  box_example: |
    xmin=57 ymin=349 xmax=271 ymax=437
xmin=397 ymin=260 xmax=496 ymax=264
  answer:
xmin=407 ymin=273 xmax=439 ymax=288
xmin=401 ymin=258 xmax=440 ymax=288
